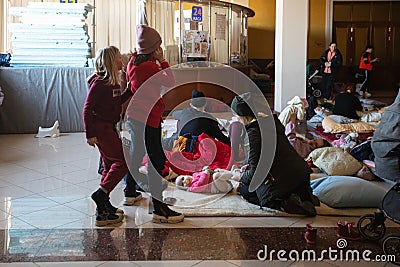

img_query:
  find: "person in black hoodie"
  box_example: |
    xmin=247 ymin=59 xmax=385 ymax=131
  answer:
xmin=162 ymin=89 xmax=231 ymax=150
xmin=230 ymin=92 xmax=317 ymax=216
xmin=333 ymin=84 xmax=363 ymax=120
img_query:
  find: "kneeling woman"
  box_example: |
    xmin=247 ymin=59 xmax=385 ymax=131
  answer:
xmin=231 ymin=93 xmax=318 ymax=216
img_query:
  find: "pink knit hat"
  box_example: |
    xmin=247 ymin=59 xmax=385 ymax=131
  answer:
xmin=136 ymin=24 xmax=162 ymax=54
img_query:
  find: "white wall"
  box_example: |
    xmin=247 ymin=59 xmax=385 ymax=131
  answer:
xmin=274 ymin=0 xmax=308 ymax=112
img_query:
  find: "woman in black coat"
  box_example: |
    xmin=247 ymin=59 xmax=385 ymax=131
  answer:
xmin=230 ymin=93 xmax=318 ymax=216
xmin=320 ymin=42 xmax=343 ymax=99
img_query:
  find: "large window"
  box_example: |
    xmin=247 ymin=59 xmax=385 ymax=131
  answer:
xmin=1 ymin=0 xmax=253 ymax=67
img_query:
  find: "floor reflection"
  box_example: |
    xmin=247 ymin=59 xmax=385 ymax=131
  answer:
xmin=1 ymin=227 xmax=398 ymax=262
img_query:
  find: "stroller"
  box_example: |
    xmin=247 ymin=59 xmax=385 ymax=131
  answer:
xmin=305 ymin=69 xmax=322 ymax=119
xmin=306 ymin=69 xmax=322 ymax=98
xmin=357 ymin=183 xmax=400 ymax=265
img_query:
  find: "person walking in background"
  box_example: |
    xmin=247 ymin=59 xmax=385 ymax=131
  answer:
xmin=83 ymin=46 xmax=133 ymax=226
xmin=320 ymin=41 xmax=343 ymax=99
xmin=125 ymin=24 xmax=184 ymax=223
xmin=359 ymin=45 xmax=379 ymax=98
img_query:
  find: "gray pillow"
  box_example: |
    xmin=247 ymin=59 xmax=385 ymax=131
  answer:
xmin=311 ymin=176 xmax=387 ymax=208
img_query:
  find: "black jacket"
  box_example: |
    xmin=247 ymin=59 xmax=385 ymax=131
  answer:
xmin=172 ymin=108 xmax=230 ymax=146
xmin=333 ymin=92 xmax=363 ymax=120
xmin=320 ymin=48 xmax=343 ymax=74
xmin=240 ymin=115 xmax=312 ymax=206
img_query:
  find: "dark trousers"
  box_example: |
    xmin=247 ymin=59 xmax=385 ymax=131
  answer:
xmin=321 ymin=72 xmax=335 ymax=99
xmin=239 ymin=183 xmax=281 ymax=210
xmin=239 ymin=180 xmax=314 ymax=210
xmin=360 ymin=69 xmax=371 ymax=92
xmin=125 ymin=118 xmax=166 ymax=200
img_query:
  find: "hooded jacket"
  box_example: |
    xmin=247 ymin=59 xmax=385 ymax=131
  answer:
xmin=371 ymin=89 xmax=400 ymax=181
xmin=83 ymin=74 xmax=133 ymax=139
xmin=240 ymin=115 xmax=312 ymax=206
xmin=125 ymin=57 xmax=175 ymax=128
xmin=173 ymin=107 xmax=231 ymax=146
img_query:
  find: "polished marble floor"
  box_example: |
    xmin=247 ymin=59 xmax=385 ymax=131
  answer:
xmin=0 ymin=133 xmax=398 ymax=266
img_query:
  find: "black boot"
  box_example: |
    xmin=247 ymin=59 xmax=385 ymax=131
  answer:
xmin=104 ymin=199 xmax=124 ymax=214
xmin=91 ymin=188 xmax=123 ymax=226
xmin=281 ymin=193 xmax=316 ymax=217
xmin=152 ymin=198 xmax=184 ymax=224
xmin=91 ymin=188 xmax=106 ymax=211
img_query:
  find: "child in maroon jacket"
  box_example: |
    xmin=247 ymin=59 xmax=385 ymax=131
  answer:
xmin=83 ymin=46 xmax=133 ymax=227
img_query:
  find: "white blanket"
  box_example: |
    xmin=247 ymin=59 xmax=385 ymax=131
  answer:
xmin=163 ymin=184 xmax=375 ymax=217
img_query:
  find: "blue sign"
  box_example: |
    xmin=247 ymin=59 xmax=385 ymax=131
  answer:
xmin=192 ymin=6 xmax=202 ymax=22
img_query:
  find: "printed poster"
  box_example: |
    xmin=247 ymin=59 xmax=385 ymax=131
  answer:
xmin=215 ymin=14 xmax=226 ymax=40
xmin=183 ymin=30 xmax=209 ymax=57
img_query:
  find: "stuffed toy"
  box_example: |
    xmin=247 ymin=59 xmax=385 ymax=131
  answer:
xmin=342 ymin=132 xmax=359 ymax=152
xmin=332 ymin=133 xmax=359 ymax=152
xmin=332 ymin=134 xmax=346 ymax=148
xmin=230 ymin=164 xmax=249 ymax=182
xmin=211 ymin=168 xmax=233 ymax=193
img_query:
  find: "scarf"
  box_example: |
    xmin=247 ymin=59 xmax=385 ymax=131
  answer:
xmin=324 ymin=51 xmax=336 ymax=74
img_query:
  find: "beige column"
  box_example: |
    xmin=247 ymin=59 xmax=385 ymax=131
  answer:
xmin=274 ymin=0 xmax=309 ymax=112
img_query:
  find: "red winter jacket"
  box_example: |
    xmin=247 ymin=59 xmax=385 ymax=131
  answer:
xmin=165 ymin=133 xmax=233 ymax=175
xmin=189 ymin=171 xmax=213 ymax=193
xmin=125 ymin=57 xmax=175 ymax=128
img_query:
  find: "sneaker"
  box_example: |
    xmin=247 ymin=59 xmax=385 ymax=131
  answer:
xmin=95 ymin=210 xmax=124 ymax=227
xmin=337 ymin=221 xmax=360 ymax=240
xmin=105 ymin=199 xmax=124 ymax=214
xmin=364 ymin=91 xmax=371 ymax=98
xmin=281 ymin=193 xmax=317 ymax=217
xmin=153 ymin=201 xmax=184 ymax=224
xmin=123 ymin=191 xmax=143 ymax=206
xmin=304 ymin=224 xmax=317 ymax=244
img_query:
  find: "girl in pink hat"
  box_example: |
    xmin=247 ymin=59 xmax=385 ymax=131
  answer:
xmin=125 ymin=25 xmax=184 ymax=223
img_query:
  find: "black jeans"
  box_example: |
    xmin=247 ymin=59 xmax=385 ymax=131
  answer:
xmin=239 ymin=183 xmax=281 ymax=210
xmin=125 ymin=118 xmax=166 ymax=200
xmin=321 ymin=72 xmax=335 ymax=99
xmin=239 ymin=180 xmax=314 ymax=210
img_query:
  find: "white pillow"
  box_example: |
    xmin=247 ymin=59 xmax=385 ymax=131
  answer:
xmin=306 ymin=147 xmax=362 ymax=176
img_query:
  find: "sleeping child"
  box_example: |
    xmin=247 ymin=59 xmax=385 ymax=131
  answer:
xmin=285 ymin=121 xmax=328 ymax=158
